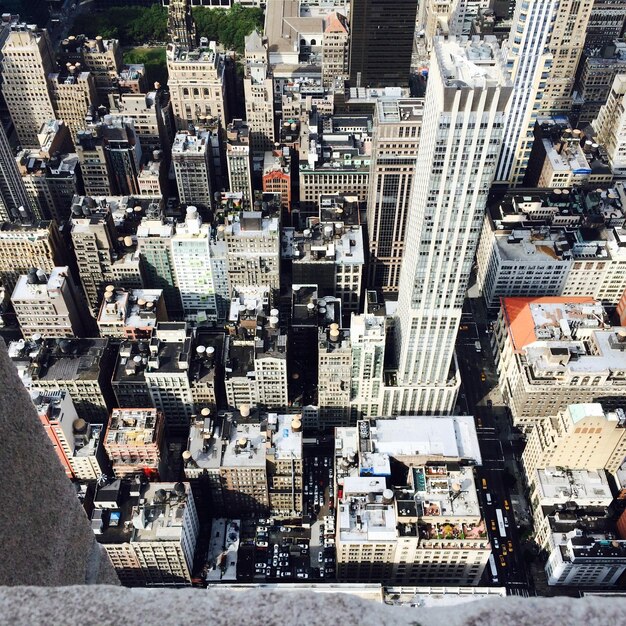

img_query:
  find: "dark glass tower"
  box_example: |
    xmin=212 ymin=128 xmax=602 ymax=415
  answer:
xmin=349 ymin=0 xmax=418 ymax=88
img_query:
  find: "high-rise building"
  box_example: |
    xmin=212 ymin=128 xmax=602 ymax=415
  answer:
xmin=172 ymin=128 xmax=214 ymax=208
xmin=574 ymin=42 xmax=626 ymax=125
xmin=476 ymin=185 xmax=626 ymax=309
xmin=142 ymin=323 xmax=194 ymax=434
xmin=96 ymin=288 xmax=167 ymax=340
xmin=170 ymin=206 xmax=225 ymax=323
xmin=584 ymin=0 xmax=626 ymax=51
xmin=299 ymin=114 xmax=372 ymax=215
xmin=33 ymin=389 xmax=106 ymax=481
xmin=495 ymin=0 xmax=556 ymax=185
xmin=349 ymin=313 xmax=386 ymax=421
xmin=262 ymin=151 xmax=291 ymax=211
xmin=167 ymin=42 xmax=228 ymax=130
xmin=243 ymin=31 xmax=275 ymax=153
xmin=1 ymin=26 xmax=55 ymax=148
xmin=390 ymin=37 xmax=511 ymax=415
xmin=103 ymin=408 xmax=165 ymax=479
xmin=333 ymin=416 xmax=487 ymax=584
xmin=221 ymin=209 xmax=280 ymax=298
xmin=542 ymin=0 xmax=593 ymax=115
xmin=367 ymin=98 xmax=423 ymax=296
xmin=528 ymin=467 xmax=626 ymax=587
xmin=0 ymin=121 xmax=31 ymax=223
xmin=70 ymin=195 xmax=145 ymax=314
xmin=108 ymin=90 xmax=175 ymax=155
xmin=0 ymin=220 xmax=64 ymax=295
xmin=494 ymin=298 xmax=626 ymax=428
xmin=226 ymin=120 xmax=253 ymax=208
xmin=321 ymin=12 xmax=349 ymax=89
xmin=94 ymin=480 xmax=199 ymax=587
xmin=167 ymin=0 xmax=197 ymax=49
xmin=47 ymin=67 xmax=97 ymax=140
xmin=222 ymin=290 xmax=288 ymax=410
xmin=8 ymin=337 xmax=117 ymax=423
xmin=59 ymin=35 xmax=123 ymax=105
xmin=349 ymin=0 xmax=418 ymax=87
xmin=136 ymin=219 xmax=182 ymax=316
xmin=522 ymin=403 xmax=626 ymax=485
xmin=496 ymin=0 xmax=592 ymax=185
xmin=12 ymin=266 xmax=86 ymax=338
xmin=16 ymin=120 xmax=80 ymax=223
xmin=593 ymin=74 xmax=626 ymax=178
xmin=318 ymin=323 xmax=351 ymax=428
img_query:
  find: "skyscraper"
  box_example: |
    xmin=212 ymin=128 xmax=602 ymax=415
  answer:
xmin=349 ymin=0 xmax=418 ymax=88
xmin=167 ymin=0 xmax=197 ymax=49
xmin=390 ymin=36 xmax=511 ymax=415
xmin=496 ymin=0 xmax=593 ymax=185
xmin=243 ymin=31 xmax=275 ymax=153
xmin=0 ymin=122 xmax=31 ymax=223
xmin=367 ymin=98 xmax=423 ymax=296
xmin=1 ymin=26 xmax=55 ymax=149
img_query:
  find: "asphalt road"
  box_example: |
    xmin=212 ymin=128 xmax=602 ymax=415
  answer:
xmin=457 ymin=300 xmax=531 ymax=594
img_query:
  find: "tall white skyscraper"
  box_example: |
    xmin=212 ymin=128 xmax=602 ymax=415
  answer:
xmin=495 ymin=0 xmax=556 ymax=185
xmin=389 ymin=36 xmax=511 ymax=415
xmin=496 ymin=0 xmax=593 ymax=185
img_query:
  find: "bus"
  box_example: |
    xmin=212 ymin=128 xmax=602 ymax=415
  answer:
xmin=496 ymin=509 xmax=506 ymax=538
xmin=488 ymin=553 xmax=499 ymax=582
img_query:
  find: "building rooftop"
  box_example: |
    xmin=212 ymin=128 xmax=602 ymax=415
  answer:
xmin=8 ymin=338 xmax=110 ymax=385
xmin=523 ymin=327 xmax=626 ymax=375
xmin=434 ymin=35 xmax=510 ymax=89
xmin=185 ymin=414 xmax=226 ymax=470
xmin=167 ymin=43 xmax=220 ymax=66
xmin=114 ymin=324 xmax=191 ymax=382
xmin=93 ymin=481 xmax=193 ymax=544
xmin=410 ymin=465 xmax=481 ymax=519
xmin=338 ymin=477 xmax=397 ymax=542
xmin=364 ymin=416 xmax=482 ymax=465
xmin=286 ymin=222 xmax=364 ymax=266
xmin=221 ymin=422 xmax=266 ymax=468
xmin=535 ymin=468 xmax=613 ymax=505
xmin=105 ymin=408 xmax=161 ymax=448
xmin=12 ymin=267 xmax=70 ymax=302
xmin=376 ymin=98 xmax=424 ymax=124
xmin=172 ymin=130 xmax=210 ymax=155
xmin=501 ymin=297 xmax=602 ymax=352
xmin=268 ymin=413 xmax=302 ymax=460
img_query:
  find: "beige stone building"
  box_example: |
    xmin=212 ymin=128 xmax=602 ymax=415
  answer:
xmin=321 ymin=12 xmax=349 ymax=89
xmin=12 ymin=266 xmax=86 ymax=338
xmin=592 ymin=74 xmax=626 ymax=178
xmin=1 ymin=26 xmax=55 ymax=148
xmin=48 ymin=69 xmax=97 ymax=139
xmin=522 ymin=403 xmax=626 ymax=481
xmin=94 ymin=481 xmax=199 ymax=587
xmin=243 ymin=31 xmax=275 ymax=153
xmin=334 ymin=417 xmax=486 ymax=584
xmin=0 ymin=220 xmax=63 ymax=294
xmin=166 ymin=43 xmax=227 ymax=130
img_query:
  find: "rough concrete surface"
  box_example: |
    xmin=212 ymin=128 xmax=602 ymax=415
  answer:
xmin=0 ymin=586 xmax=625 ymax=626
xmin=0 ymin=341 xmax=119 ymax=586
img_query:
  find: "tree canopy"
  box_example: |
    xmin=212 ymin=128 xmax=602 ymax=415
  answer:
xmin=192 ymin=5 xmax=264 ymax=54
xmin=72 ymin=5 xmax=167 ymax=46
xmin=72 ymin=4 xmax=263 ymax=53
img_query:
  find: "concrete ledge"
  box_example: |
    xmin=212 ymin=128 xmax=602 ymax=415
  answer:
xmin=0 ymin=341 xmax=119 ymax=586
xmin=1 ymin=587 xmax=625 ymax=626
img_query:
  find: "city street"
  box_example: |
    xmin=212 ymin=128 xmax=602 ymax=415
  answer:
xmin=457 ymin=295 xmax=532 ymax=594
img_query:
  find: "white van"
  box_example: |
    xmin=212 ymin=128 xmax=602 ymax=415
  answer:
xmin=486 ymin=493 xmax=492 ymax=505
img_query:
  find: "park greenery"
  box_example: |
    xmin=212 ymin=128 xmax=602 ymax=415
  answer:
xmin=123 ymin=47 xmax=168 ymax=88
xmin=72 ymin=4 xmax=263 ymax=53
